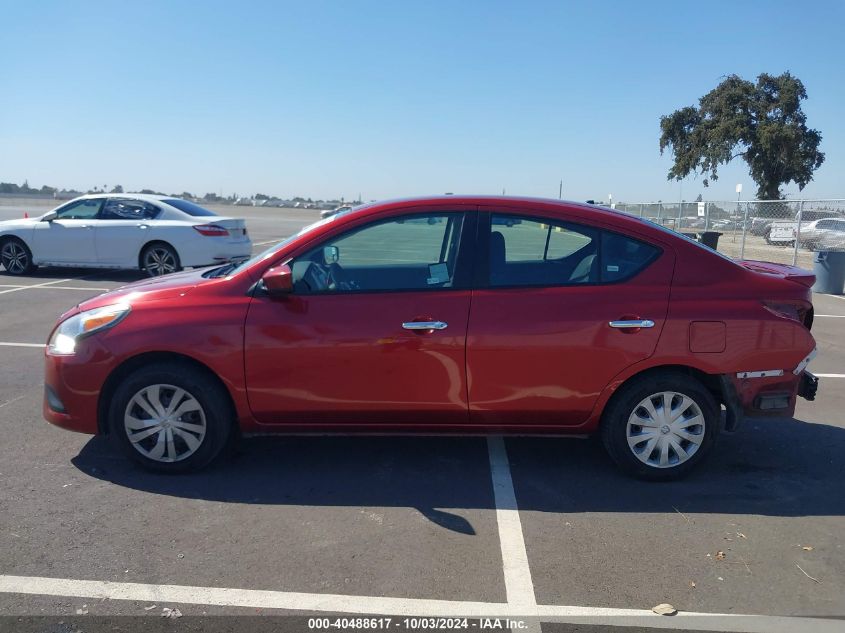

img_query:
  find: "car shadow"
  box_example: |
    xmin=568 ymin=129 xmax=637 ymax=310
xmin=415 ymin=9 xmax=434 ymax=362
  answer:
xmin=72 ymin=416 xmax=845 ymax=533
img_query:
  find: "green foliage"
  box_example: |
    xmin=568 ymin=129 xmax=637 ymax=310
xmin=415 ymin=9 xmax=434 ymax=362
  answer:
xmin=659 ymin=72 xmax=824 ymax=200
xmin=110 ymin=184 xmax=124 ymax=193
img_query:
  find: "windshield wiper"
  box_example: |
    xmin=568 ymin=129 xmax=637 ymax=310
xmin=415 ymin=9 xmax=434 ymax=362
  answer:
xmin=203 ymin=262 xmax=238 ymax=278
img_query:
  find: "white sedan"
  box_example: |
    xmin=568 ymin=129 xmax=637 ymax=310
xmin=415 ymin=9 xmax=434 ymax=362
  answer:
xmin=0 ymin=194 xmax=252 ymax=277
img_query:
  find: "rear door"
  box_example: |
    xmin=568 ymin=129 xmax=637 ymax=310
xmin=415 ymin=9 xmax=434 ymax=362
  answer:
xmin=32 ymin=198 xmax=101 ymax=264
xmin=467 ymin=208 xmax=675 ymax=427
xmin=94 ymin=198 xmax=161 ymax=266
xmin=243 ymin=208 xmax=475 ymax=427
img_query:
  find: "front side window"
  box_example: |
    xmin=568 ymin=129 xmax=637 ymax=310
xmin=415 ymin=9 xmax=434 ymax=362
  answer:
xmin=292 ymin=213 xmax=464 ymax=293
xmin=488 ymin=214 xmax=659 ymax=287
xmin=55 ymin=199 xmax=102 ymax=220
xmin=100 ymin=199 xmax=160 ymax=220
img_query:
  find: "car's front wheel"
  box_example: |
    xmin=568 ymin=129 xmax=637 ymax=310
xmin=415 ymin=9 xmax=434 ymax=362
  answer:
xmin=0 ymin=238 xmax=36 ymax=275
xmin=109 ymin=363 xmax=233 ymax=473
xmin=601 ymin=372 xmax=719 ymax=480
xmin=141 ymin=242 xmax=182 ymax=277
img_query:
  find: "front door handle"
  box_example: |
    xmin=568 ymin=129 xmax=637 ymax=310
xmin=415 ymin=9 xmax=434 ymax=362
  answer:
xmin=402 ymin=321 xmax=448 ymax=331
xmin=609 ymin=319 xmax=655 ymax=329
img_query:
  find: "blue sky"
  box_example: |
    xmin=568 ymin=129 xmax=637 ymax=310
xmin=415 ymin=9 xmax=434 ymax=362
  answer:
xmin=2 ymin=0 xmax=843 ymax=202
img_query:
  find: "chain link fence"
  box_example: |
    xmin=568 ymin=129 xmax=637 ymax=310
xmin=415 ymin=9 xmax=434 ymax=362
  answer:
xmin=613 ymin=199 xmax=845 ymax=269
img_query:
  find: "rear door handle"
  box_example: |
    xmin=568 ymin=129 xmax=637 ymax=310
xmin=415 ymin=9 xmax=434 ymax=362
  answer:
xmin=402 ymin=321 xmax=448 ymax=331
xmin=609 ymin=319 xmax=654 ymax=329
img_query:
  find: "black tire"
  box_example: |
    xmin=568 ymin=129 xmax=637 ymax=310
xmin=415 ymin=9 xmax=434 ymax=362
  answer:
xmin=108 ymin=362 xmax=233 ymax=473
xmin=141 ymin=242 xmax=182 ymax=277
xmin=0 ymin=237 xmax=36 ymax=275
xmin=600 ymin=371 xmax=719 ymax=481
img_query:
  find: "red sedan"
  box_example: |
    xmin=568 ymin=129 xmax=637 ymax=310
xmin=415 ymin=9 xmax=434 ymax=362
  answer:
xmin=43 ymin=196 xmax=818 ymax=479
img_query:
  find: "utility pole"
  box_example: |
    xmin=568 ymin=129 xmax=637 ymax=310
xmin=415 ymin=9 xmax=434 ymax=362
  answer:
xmin=558 ymin=180 xmax=563 ymax=199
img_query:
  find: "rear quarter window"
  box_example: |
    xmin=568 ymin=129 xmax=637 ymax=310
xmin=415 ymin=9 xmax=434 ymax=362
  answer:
xmin=600 ymin=232 xmax=660 ymax=282
xmin=162 ymin=199 xmax=218 ymax=217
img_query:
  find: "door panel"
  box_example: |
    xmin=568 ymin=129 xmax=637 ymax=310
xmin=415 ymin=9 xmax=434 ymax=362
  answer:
xmin=244 ymin=291 xmax=471 ymax=425
xmin=32 ymin=220 xmax=97 ymax=264
xmin=32 ymin=198 xmax=102 ymax=264
xmin=94 ymin=199 xmax=160 ymax=266
xmin=467 ymin=211 xmax=675 ymax=427
xmin=244 ymin=208 xmax=475 ymax=427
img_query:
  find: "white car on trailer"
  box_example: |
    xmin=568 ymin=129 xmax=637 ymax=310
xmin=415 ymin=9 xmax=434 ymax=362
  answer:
xmin=0 ymin=194 xmax=252 ymax=277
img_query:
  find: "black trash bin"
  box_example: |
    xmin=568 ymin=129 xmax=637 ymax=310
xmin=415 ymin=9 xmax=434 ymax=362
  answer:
xmin=699 ymin=231 xmax=722 ymax=250
xmin=812 ymin=251 xmax=845 ymax=294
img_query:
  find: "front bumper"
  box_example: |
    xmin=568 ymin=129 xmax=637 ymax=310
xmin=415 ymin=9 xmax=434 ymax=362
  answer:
xmin=43 ymin=338 xmax=116 ymax=435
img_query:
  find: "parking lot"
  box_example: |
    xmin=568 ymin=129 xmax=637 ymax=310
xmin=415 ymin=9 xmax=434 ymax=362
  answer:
xmin=0 ymin=201 xmax=843 ymax=632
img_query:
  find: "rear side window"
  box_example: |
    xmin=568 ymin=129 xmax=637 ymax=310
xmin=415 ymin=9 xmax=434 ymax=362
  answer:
xmin=488 ymin=213 xmax=659 ymax=287
xmin=100 ymin=199 xmax=160 ymax=220
xmin=490 ymin=215 xmax=598 ymax=286
xmin=163 ymin=198 xmax=217 ymax=217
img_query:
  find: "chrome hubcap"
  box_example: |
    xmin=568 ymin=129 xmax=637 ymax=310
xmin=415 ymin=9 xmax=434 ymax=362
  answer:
xmin=626 ymin=391 xmax=705 ymax=469
xmin=144 ymin=248 xmax=176 ymax=276
xmin=124 ymin=384 xmax=206 ymax=463
xmin=1 ymin=242 xmax=28 ymax=274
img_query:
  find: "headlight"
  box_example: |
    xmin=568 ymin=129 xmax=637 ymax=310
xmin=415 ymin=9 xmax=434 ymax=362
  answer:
xmin=47 ymin=304 xmax=131 ymax=355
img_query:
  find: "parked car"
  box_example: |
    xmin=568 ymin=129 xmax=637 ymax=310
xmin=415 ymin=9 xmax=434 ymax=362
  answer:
xmin=750 ymin=217 xmax=773 ymax=236
xmin=43 ymin=196 xmax=818 ymax=480
xmin=320 ymin=205 xmax=353 ymax=219
xmin=766 ymin=211 xmax=840 ymax=246
xmin=0 ymin=194 xmax=252 ymax=277
xmin=798 ymin=218 xmax=845 ymax=250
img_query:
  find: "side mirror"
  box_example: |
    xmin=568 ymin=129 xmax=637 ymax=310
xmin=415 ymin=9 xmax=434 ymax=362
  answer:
xmin=323 ymin=245 xmax=339 ymax=264
xmin=42 ymin=211 xmax=57 ymax=222
xmin=262 ymin=264 xmax=293 ymax=296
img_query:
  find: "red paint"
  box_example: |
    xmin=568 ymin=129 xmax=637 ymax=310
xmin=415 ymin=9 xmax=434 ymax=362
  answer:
xmin=43 ymin=196 xmax=817 ymax=437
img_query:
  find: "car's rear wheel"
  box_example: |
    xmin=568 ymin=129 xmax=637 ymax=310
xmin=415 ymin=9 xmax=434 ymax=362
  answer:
xmin=109 ymin=363 xmax=233 ymax=473
xmin=601 ymin=372 xmax=719 ymax=481
xmin=1 ymin=238 xmax=36 ymax=275
xmin=141 ymin=243 xmax=181 ymax=277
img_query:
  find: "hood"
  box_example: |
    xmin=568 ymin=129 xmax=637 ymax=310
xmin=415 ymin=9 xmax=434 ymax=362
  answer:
xmin=737 ymin=260 xmax=816 ymax=288
xmin=77 ymin=267 xmax=212 ymax=311
xmin=0 ymin=217 xmax=41 ymax=229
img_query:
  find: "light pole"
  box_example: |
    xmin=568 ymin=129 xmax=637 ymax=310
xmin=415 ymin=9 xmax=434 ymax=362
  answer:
xmin=733 ymin=184 xmax=743 ymax=245
xmin=608 ymin=193 xmax=613 ymax=209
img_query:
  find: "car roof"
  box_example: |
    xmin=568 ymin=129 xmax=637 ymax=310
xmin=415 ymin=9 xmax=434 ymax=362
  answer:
xmin=71 ymin=193 xmax=177 ymax=202
xmin=346 ymin=195 xmax=662 ymax=233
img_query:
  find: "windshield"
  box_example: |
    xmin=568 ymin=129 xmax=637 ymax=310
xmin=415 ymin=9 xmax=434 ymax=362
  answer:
xmin=163 ymin=198 xmax=218 ymax=217
xmin=204 ymin=215 xmax=341 ymax=278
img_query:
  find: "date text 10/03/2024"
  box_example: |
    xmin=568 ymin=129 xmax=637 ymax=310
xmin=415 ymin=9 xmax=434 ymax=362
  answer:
xmin=307 ymin=618 xmax=531 ymax=630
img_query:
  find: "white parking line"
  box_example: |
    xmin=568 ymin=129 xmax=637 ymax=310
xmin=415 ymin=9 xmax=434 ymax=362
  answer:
xmin=487 ymin=436 xmax=536 ymax=608
xmin=0 ymin=342 xmax=45 ymax=348
xmin=814 ymin=373 xmax=845 ymax=378
xmin=815 ymin=314 xmax=845 ymax=318
xmin=0 ymin=279 xmax=72 ymax=294
xmin=0 ymin=574 xmax=840 ymax=632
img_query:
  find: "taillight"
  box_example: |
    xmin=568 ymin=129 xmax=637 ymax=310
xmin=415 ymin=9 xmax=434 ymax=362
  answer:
xmin=763 ymin=300 xmax=813 ymax=330
xmin=193 ymin=224 xmax=229 ymax=237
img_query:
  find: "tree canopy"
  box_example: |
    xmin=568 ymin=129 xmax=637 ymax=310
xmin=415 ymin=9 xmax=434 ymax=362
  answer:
xmin=659 ymin=72 xmax=824 ymax=200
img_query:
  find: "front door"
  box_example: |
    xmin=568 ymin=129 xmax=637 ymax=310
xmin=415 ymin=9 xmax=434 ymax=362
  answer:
xmin=244 ymin=210 xmax=474 ymax=427
xmin=32 ymin=198 xmax=101 ymax=264
xmin=467 ymin=210 xmax=675 ymax=427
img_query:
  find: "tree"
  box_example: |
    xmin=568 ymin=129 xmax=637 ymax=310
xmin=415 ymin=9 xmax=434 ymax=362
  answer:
xmin=110 ymin=185 xmax=124 ymax=193
xmin=659 ymin=72 xmax=824 ymax=200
